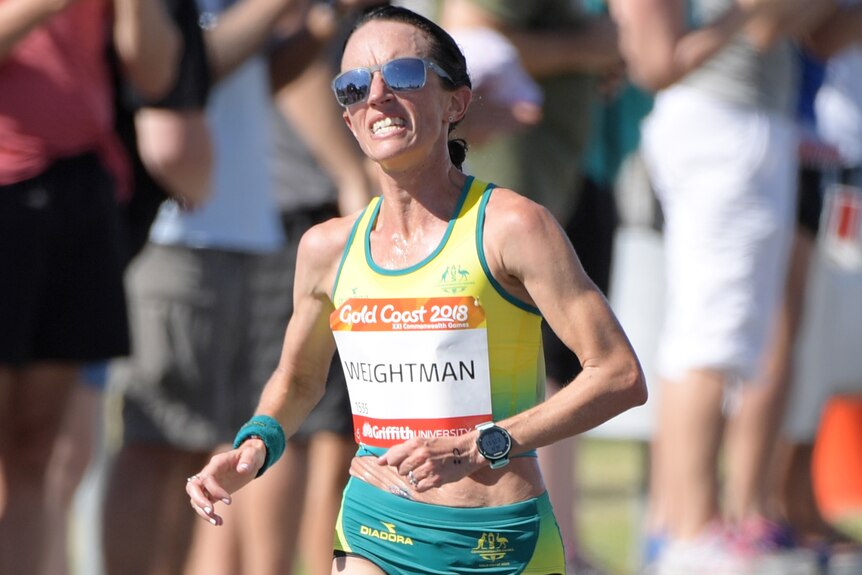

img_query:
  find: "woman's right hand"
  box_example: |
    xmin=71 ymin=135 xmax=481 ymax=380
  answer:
xmin=185 ymin=438 xmax=266 ymax=526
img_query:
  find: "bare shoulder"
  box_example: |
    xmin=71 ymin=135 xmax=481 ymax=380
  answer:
xmin=482 ymin=186 xmax=561 ymax=242
xmin=480 ymin=186 xmax=577 ymax=304
xmin=299 ymin=211 xmax=360 ymax=258
xmin=296 ymin=209 xmax=365 ymax=296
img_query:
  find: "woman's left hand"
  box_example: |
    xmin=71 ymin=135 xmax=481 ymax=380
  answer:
xmin=377 ymin=436 xmax=477 ymax=492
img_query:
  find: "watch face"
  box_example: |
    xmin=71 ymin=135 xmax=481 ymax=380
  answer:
xmin=478 ymin=427 xmax=511 ymax=459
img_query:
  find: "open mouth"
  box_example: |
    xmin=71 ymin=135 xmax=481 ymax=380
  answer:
xmin=372 ymin=116 xmax=406 ymax=135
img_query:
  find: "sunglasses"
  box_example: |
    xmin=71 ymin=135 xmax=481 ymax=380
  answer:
xmin=332 ymin=57 xmax=453 ymax=107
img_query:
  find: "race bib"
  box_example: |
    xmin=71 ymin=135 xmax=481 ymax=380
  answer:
xmin=331 ymin=296 xmax=492 ymax=448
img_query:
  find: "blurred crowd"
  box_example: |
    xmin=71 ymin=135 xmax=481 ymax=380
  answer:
xmin=1 ymin=0 xmax=861 ymax=574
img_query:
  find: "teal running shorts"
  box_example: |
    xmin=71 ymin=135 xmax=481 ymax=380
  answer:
xmin=333 ymin=477 xmax=565 ymax=574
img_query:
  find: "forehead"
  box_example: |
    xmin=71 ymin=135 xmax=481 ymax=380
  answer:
xmin=341 ymin=20 xmax=432 ymax=71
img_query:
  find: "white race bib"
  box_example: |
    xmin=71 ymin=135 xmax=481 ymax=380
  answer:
xmin=331 ymin=296 xmax=492 ymax=448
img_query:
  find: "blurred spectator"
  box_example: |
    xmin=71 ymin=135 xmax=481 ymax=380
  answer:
xmin=810 ymin=2 xmax=862 ymax=177
xmin=0 ymin=1 xmax=181 ymax=573
xmin=99 ymin=0 xmax=328 ymax=573
xmin=41 ymin=1 xmax=214 ymax=573
xmin=765 ymin=4 xmax=862 ymax=573
xmin=611 ymin=0 xmax=837 ymax=572
xmin=718 ymin=43 xmax=841 ymax=574
xmin=445 ymin=24 xmax=544 ymax=146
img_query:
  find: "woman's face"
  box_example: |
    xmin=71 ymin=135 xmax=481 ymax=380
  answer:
xmin=339 ymin=20 xmax=467 ymax=172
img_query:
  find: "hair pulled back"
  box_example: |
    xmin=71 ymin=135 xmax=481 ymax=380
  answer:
xmin=344 ymin=5 xmax=472 ymax=169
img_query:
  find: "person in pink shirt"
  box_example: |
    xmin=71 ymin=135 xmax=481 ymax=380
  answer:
xmin=0 ymin=1 xmax=180 ymax=572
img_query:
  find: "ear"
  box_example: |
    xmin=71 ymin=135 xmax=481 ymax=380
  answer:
xmin=445 ymin=85 xmax=472 ymax=124
xmin=342 ymin=109 xmax=358 ymax=139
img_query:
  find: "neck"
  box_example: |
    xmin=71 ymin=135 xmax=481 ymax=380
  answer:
xmin=373 ymin=162 xmax=467 ymax=233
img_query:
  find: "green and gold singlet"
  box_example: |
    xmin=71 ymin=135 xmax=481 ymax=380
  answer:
xmin=330 ymin=176 xmax=546 ymax=452
xmin=329 ymin=177 xmax=564 ymax=575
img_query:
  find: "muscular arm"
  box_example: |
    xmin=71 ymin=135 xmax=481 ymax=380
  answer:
xmin=254 ymin=217 xmax=354 ymax=436
xmin=482 ymin=190 xmax=647 ymax=451
xmin=185 ymin=215 xmax=355 ymax=522
xmin=370 ymin=191 xmax=645 ymax=491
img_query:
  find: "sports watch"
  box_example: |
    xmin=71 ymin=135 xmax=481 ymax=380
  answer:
xmin=475 ymin=421 xmax=512 ymax=469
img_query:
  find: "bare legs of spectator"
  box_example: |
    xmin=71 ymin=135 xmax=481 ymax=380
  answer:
xmin=649 ymin=229 xmax=847 ymax=574
xmin=644 ymin=426 xmax=669 ymax=563
xmin=0 ymin=364 xmax=77 ymax=575
xmin=291 ymin=433 xmax=355 ymax=575
xmin=298 ymin=433 xmax=354 ymax=575
xmin=731 ymin=228 xmax=860 ymax=554
xmin=605 ymin=363 xmax=730 ymax=568
xmin=42 ymin=381 xmax=102 ymax=575
xmin=724 ymin=230 xmax=815 ymax=530
xmin=185 ymin=431 xmax=354 ymax=575
xmin=102 ymin=444 xmax=207 ymax=575
xmin=657 ymin=369 xmax=727 ymax=540
xmin=777 ymin=443 xmax=837 ymax=539
xmin=768 ymin=231 xmax=839 ymax=542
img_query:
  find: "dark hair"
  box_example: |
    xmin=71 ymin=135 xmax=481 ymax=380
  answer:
xmin=344 ymin=5 xmax=471 ymax=169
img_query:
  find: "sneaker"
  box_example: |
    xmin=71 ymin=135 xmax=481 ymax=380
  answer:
xmin=655 ymin=521 xmax=822 ymax=575
xmin=656 ymin=524 xmax=756 ymax=575
xmin=643 ymin=531 xmax=669 ymax=566
xmin=733 ymin=517 xmax=819 ymax=575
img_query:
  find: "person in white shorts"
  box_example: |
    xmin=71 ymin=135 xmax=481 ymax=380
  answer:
xmin=612 ymin=0 xmax=838 ymax=572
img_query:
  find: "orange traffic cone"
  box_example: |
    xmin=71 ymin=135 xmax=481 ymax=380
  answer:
xmin=812 ymin=393 xmax=862 ymax=521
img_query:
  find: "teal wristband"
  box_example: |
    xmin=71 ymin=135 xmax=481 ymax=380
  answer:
xmin=233 ymin=415 xmax=286 ymax=478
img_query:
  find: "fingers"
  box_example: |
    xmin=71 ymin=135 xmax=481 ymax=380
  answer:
xmin=377 ymin=441 xmax=455 ymax=492
xmin=405 ymin=465 xmax=441 ymax=492
xmin=184 ymin=447 xmax=262 ymax=526
xmin=407 ymin=469 xmax=419 ymax=488
xmin=185 ymin=474 xmax=231 ymax=526
xmin=378 ymin=443 xmax=423 ymax=474
xmin=235 ymin=443 xmax=263 ymax=476
xmin=185 ymin=475 xmax=219 ymax=525
xmin=184 ymin=445 xmax=262 ymax=527
xmin=379 ymin=455 xmax=427 ymax=490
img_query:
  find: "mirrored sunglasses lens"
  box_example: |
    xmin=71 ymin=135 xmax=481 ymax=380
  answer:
xmin=334 ymin=70 xmax=371 ymax=105
xmin=382 ymin=58 xmax=427 ymax=91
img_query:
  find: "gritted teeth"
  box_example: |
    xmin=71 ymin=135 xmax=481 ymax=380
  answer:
xmin=372 ymin=116 xmax=406 ymax=134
